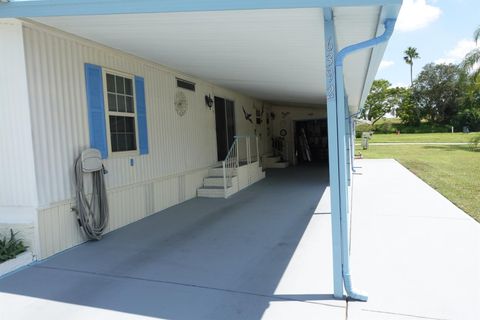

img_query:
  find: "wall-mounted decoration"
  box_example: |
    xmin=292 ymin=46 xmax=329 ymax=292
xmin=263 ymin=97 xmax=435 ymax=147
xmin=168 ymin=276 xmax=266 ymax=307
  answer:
xmin=204 ymin=94 xmax=214 ymax=110
xmin=270 ymin=112 xmax=276 ymax=121
xmin=242 ymin=106 xmax=253 ymax=123
xmin=174 ymin=91 xmax=188 ymax=116
xmin=281 ymin=112 xmax=290 ymax=119
xmin=280 ymin=129 xmax=287 ymax=137
xmin=255 ymin=105 xmax=264 ymax=125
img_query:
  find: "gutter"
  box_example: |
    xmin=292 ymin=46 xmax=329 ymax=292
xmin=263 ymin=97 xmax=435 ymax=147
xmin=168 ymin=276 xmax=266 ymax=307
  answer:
xmin=335 ymin=18 xmax=396 ymax=301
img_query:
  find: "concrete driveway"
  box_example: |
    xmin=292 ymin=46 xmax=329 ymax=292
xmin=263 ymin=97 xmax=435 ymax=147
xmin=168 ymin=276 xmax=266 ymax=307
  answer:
xmin=0 ymin=165 xmax=345 ymax=320
xmin=1 ymin=160 xmax=478 ymax=319
xmin=348 ymin=159 xmax=480 ymax=320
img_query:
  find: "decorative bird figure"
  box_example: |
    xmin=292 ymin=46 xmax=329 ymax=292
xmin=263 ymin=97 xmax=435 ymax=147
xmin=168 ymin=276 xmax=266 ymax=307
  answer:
xmin=242 ymin=106 xmax=253 ymax=123
xmin=281 ymin=112 xmax=290 ymax=119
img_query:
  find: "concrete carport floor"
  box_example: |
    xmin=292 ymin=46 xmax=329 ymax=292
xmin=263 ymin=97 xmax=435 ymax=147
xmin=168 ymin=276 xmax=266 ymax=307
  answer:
xmin=0 ymin=164 xmax=346 ymax=320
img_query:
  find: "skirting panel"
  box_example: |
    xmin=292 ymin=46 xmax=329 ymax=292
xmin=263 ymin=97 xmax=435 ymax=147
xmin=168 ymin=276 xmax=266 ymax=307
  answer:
xmin=36 ymin=168 xmax=208 ymax=259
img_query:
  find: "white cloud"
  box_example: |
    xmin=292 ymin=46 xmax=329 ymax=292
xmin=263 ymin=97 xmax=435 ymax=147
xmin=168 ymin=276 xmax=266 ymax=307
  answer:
xmin=435 ymin=39 xmax=479 ymax=64
xmin=396 ymin=0 xmax=441 ymax=32
xmin=392 ymin=82 xmax=410 ymax=88
xmin=379 ymin=60 xmax=394 ymax=70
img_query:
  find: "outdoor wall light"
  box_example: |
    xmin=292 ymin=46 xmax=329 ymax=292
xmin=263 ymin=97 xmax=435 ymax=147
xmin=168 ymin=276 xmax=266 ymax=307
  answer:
xmin=205 ymin=94 xmax=214 ymax=110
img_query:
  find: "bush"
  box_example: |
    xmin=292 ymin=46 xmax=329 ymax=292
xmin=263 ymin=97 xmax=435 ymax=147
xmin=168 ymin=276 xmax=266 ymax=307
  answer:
xmin=453 ymin=108 xmax=480 ymax=132
xmin=355 ymin=119 xmax=452 ymax=136
xmin=0 ymin=229 xmax=27 ymax=263
xmin=470 ymin=134 xmax=480 ymax=151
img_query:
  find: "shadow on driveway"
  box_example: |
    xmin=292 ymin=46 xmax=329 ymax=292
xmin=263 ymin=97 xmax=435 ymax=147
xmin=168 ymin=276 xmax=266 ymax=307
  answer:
xmin=0 ymin=165 xmax=341 ymax=319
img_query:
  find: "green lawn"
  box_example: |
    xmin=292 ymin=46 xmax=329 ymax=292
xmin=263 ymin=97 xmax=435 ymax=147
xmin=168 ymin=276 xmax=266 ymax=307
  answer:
xmin=356 ymin=132 xmax=476 ymax=143
xmin=358 ymin=136 xmax=480 ymax=222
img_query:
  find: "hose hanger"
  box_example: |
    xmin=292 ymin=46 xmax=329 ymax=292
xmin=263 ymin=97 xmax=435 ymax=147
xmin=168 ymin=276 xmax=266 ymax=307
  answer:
xmin=74 ymin=148 xmax=109 ymax=240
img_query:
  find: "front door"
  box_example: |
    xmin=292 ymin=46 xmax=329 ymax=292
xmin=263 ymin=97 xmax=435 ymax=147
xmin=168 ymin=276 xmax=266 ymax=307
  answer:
xmin=215 ymin=97 xmax=236 ymax=161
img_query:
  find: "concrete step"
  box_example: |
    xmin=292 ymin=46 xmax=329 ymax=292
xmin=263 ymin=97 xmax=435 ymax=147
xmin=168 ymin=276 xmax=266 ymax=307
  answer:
xmin=203 ymin=176 xmax=238 ymax=187
xmin=209 ymin=167 xmax=237 ymax=176
xmin=264 ymin=161 xmax=289 ymax=169
xmin=197 ymin=186 xmax=235 ymax=198
xmin=262 ymin=156 xmax=281 ymax=164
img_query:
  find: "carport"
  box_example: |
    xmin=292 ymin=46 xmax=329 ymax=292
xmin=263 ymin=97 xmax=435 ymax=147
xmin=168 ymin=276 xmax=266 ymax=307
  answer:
xmin=0 ymin=0 xmax=402 ymax=306
xmin=0 ymin=166 xmax=345 ymax=319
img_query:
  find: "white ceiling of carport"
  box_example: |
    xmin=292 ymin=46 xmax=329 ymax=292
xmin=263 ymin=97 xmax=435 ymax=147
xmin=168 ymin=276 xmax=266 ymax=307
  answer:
xmin=33 ymin=6 xmax=381 ymax=108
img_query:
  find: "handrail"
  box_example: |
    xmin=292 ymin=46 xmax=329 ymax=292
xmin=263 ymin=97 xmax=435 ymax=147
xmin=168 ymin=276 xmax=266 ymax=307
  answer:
xmin=272 ymin=137 xmax=288 ymax=162
xmin=221 ymin=135 xmax=260 ymax=198
xmin=222 ymin=138 xmax=239 ymax=198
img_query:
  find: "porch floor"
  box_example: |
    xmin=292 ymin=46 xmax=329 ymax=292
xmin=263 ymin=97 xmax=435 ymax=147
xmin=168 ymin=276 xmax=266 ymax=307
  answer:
xmin=0 ymin=165 xmax=345 ymax=319
xmin=1 ymin=160 xmax=478 ymax=319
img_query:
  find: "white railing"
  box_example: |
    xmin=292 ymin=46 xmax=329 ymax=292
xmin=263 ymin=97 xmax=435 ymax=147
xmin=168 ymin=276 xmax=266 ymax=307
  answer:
xmin=272 ymin=137 xmax=288 ymax=162
xmin=222 ymin=135 xmax=260 ymax=196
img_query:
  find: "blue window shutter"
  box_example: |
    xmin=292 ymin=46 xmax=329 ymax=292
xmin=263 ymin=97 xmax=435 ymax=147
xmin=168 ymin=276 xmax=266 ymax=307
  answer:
xmin=135 ymin=76 xmax=149 ymax=155
xmin=84 ymin=63 xmax=108 ymax=158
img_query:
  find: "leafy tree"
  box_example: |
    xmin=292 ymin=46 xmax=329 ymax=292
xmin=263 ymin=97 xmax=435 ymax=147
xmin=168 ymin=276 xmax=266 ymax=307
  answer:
xmin=404 ymin=47 xmax=420 ymax=86
xmin=462 ymin=25 xmax=480 ymax=80
xmin=396 ymin=88 xmax=421 ymax=126
xmin=412 ymin=63 xmax=467 ymax=124
xmin=454 ymin=77 xmax=480 ymax=131
xmin=361 ymin=80 xmax=401 ymax=125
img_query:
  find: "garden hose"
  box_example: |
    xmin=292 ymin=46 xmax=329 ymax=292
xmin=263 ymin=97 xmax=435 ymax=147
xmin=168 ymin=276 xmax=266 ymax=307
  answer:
xmin=74 ymin=153 xmax=109 ymax=240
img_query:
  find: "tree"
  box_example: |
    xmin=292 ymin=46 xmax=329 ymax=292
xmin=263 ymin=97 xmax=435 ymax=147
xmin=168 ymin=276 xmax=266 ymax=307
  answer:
xmin=461 ymin=25 xmax=480 ymax=81
xmin=396 ymin=88 xmax=421 ymax=126
xmin=362 ymin=79 xmax=402 ymax=125
xmin=412 ymin=63 xmax=468 ymax=124
xmin=404 ymin=47 xmax=420 ymax=86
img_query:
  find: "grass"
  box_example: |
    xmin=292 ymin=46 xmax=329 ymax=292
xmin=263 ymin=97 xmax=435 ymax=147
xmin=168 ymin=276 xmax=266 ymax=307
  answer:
xmin=358 ymin=134 xmax=480 ymax=222
xmin=356 ymin=132 xmax=475 ymax=143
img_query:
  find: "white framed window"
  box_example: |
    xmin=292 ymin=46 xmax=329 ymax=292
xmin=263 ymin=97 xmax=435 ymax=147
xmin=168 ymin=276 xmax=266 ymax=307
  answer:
xmin=103 ymin=69 xmax=139 ymax=155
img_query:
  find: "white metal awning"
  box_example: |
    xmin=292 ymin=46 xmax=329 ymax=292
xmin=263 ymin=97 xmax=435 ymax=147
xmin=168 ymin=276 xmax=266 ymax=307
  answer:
xmin=24 ymin=6 xmax=381 ymax=109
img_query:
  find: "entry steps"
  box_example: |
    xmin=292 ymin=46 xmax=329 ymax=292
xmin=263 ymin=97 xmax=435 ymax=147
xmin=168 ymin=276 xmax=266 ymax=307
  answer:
xmin=197 ymin=167 xmax=238 ymax=198
xmin=197 ymin=161 xmax=266 ymax=198
xmin=261 ymin=153 xmax=289 ymax=168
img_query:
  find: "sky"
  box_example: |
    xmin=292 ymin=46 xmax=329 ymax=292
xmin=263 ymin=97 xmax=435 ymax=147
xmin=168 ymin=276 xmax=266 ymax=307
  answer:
xmin=376 ymin=0 xmax=480 ymax=87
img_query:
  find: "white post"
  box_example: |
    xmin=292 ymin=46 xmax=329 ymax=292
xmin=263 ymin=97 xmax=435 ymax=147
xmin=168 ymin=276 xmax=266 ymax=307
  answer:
xmin=247 ymin=137 xmax=251 ymax=164
xmin=236 ymin=139 xmax=239 ymax=167
xmin=222 ymin=161 xmax=227 ymax=197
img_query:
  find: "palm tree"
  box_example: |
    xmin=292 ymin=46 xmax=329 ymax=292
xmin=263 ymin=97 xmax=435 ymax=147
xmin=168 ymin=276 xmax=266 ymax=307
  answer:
xmin=403 ymin=47 xmax=420 ymax=86
xmin=462 ymin=25 xmax=480 ymax=80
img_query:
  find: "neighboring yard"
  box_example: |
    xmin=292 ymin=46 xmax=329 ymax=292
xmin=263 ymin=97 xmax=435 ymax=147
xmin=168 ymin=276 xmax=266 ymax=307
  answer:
xmin=357 ymin=133 xmax=480 ymax=222
xmin=355 ymin=132 xmax=473 ymax=143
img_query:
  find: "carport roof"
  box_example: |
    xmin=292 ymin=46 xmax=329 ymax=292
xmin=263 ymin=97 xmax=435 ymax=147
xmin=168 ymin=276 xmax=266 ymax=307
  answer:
xmin=1 ymin=0 xmax=402 ymax=111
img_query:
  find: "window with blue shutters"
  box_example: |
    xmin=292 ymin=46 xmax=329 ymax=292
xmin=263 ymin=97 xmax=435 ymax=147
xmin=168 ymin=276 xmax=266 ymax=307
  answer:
xmin=85 ymin=64 xmax=149 ymax=157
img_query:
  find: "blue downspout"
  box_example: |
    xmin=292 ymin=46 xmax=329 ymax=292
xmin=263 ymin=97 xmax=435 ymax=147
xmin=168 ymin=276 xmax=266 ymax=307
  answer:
xmin=335 ymin=18 xmax=396 ymax=301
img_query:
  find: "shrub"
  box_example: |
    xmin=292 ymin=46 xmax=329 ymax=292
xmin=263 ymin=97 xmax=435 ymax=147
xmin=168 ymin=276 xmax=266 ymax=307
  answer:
xmin=470 ymin=134 xmax=480 ymax=151
xmin=0 ymin=229 xmax=27 ymax=263
xmin=355 ymin=119 xmax=452 ymax=136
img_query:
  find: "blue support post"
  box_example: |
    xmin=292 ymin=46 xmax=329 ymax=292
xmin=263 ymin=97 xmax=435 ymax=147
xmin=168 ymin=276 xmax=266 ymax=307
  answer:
xmin=345 ymin=99 xmax=351 ymax=186
xmin=350 ymin=118 xmax=356 ymax=173
xmin=323 ymin=7 xmax=344 ymax=299
xmin=335 ymin=18 xmax=397 ymax=302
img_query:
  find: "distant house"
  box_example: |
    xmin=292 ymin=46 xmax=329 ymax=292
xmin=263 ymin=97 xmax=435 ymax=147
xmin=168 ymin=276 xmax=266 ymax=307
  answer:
xmin=0 ymin=0 xmax=401 ymax=299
